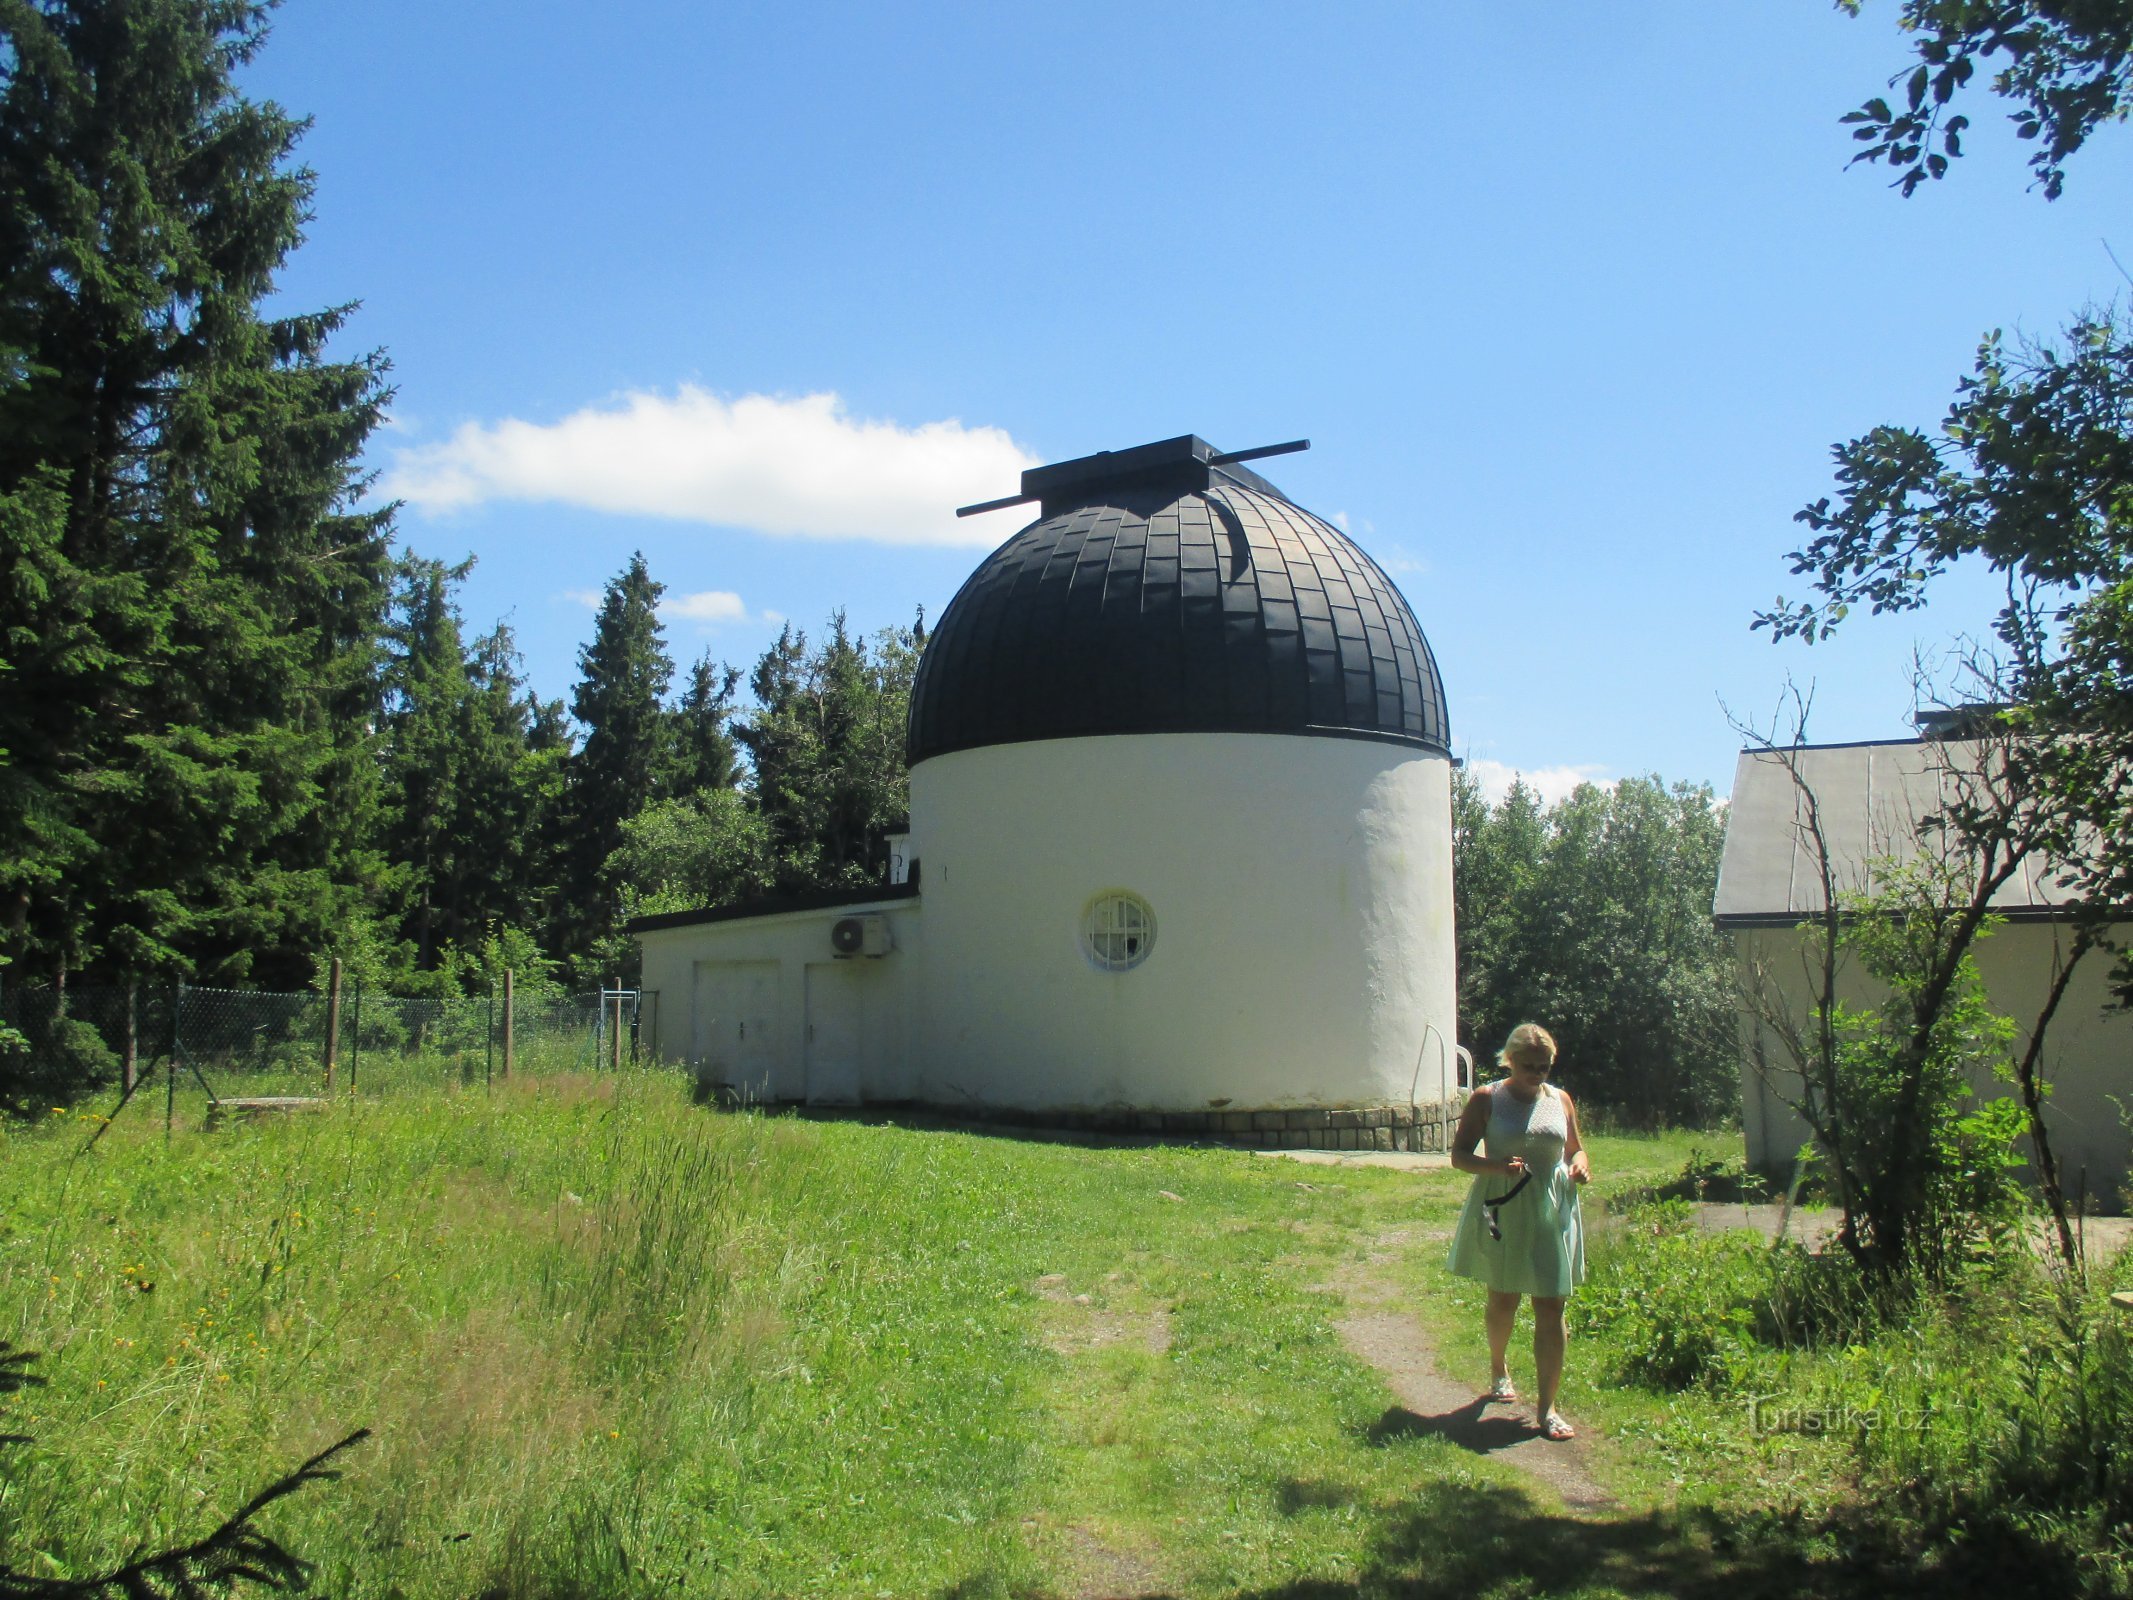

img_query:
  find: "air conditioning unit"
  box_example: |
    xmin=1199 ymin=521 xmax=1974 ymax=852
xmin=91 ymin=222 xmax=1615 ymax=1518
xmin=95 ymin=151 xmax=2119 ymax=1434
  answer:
xmin=830 ymin=915 xmax=892 ymax=958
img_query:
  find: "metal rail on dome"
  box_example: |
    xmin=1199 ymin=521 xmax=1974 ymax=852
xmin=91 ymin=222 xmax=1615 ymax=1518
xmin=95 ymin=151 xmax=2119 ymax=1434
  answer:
xmin=1209 ymin=439 xmax=1310 ymax=467
xmin=955 ymin=437 xmax=1311 ymax=518
xmin=954 ymin=489 xmax=1041 ymax=519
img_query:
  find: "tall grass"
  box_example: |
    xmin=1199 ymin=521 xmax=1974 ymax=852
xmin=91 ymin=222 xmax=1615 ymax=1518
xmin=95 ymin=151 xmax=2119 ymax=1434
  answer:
xmin=16 ymin=1089 xmax=2120 ymax=1596
xmin=1563 ymin=1167 xmax=2133 ymax=1594
xmin=1 ymin=1073 xmax=1057 ymax=1594
xmin=4 ymin=1074 xmax=1492 ymax=1596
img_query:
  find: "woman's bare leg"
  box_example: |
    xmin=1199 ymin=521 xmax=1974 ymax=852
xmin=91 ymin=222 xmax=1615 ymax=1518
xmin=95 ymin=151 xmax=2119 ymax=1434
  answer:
xmin=1486 ymin=1290 xmax=1521 ymax=1384
xmin=1533 ymin=1295 xmax=1567 ymax=1418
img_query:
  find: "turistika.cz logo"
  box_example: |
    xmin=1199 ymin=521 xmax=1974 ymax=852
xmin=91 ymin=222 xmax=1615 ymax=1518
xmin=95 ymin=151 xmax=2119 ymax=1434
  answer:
xmin=1743 ymin=1395 xmax=1933 ymax=1435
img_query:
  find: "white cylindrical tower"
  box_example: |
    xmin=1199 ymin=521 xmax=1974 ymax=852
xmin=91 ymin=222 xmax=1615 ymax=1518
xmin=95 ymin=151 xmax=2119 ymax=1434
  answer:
xmin=904 ymin=436 xmax=1458 ymax=1141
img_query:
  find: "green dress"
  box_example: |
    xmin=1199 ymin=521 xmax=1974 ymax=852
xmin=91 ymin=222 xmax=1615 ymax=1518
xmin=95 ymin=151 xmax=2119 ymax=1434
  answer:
xmin=1446 ymin=1082 xmax=1586 ymax=1297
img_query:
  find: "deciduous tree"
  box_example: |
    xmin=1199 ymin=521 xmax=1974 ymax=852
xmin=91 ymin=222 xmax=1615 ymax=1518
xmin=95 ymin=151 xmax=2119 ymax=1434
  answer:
xmin=1769 ymin=0 xmax=2133 ymax=1000
xmin=1838 ymin=0 xmax=2133 ymax=198
xmin=1454 ymin=773 xmax=1736 ymax=1126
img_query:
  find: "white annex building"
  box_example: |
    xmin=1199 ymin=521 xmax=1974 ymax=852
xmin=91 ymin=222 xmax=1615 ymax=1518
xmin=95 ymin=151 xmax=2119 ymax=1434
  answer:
xmin=1715 ymin=730 xmax=2131 ymax=1205
xmin=634 ymin=434 xmax=1465 ymax=1150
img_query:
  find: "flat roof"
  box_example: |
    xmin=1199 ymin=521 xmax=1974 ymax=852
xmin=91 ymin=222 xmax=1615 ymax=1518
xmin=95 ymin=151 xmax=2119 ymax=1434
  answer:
xmin=629 ymin=881 xmax=918 ymax=935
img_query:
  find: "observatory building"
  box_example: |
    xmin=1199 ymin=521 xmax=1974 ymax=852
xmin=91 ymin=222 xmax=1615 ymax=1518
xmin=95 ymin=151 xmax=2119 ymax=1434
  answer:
xmin=633 ymin=434 xmax=1464 ymax=1149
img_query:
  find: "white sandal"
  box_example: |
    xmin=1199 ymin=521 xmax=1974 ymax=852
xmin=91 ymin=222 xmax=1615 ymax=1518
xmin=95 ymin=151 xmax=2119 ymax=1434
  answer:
xmin=1488 ymin=1375 xmax=1518 ymax=1403
xmin=1540 ymin=1410 xmax=1576 ymax=1441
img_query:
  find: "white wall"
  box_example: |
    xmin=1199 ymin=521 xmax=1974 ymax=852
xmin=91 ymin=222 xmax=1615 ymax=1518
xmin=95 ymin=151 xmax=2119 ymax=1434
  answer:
xmin=636 ymin=898 xmax=922 ymax=1104
xmin=1733 ymin=921 xmax=2132 ymax=1208
xmin=906 ymin=733 xmax=1456 ymax=1113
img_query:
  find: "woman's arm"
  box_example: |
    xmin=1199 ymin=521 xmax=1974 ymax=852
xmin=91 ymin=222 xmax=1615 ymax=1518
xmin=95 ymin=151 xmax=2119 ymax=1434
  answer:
xmin=1449 ymin=1088 xmax=1522 ymax=1178
xmin=1561 ymin=1090 xmax=1591 ymax=1184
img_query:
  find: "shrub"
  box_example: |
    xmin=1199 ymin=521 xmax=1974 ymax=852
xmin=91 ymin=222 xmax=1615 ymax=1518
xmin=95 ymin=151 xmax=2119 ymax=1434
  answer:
xmin=1576 ymin=1194 xmax=1886 ymax=1393
xmin=1574 ymin=1203 xmax=1765 ymax=1391
xmin=1654 ymin=1147 xmax=1770 ymax=1205
xmin=1853 ymin=1276 xmax=2133 ymax=1530
xmin=0 ymin=1013 xmax=118 ymax=1115
xmin=1752 ymin=1238 xmax=1876 ymax=1350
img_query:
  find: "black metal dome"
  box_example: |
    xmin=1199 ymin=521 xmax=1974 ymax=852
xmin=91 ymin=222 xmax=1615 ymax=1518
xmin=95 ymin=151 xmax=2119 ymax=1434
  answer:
xmin=907 ymin=435 xmax=1450 ymax=767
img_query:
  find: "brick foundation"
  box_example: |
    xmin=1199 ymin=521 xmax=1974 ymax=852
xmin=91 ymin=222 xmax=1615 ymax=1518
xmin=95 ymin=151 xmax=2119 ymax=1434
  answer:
xmin=976 ymin=1100 xmax=1469 ymax=1153
xmin=703 ymin=1084 xmax=1469 ymax=1154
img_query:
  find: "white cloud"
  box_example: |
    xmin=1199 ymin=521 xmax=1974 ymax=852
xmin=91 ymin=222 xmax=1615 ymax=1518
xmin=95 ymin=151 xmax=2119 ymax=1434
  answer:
xmin=662 ymin=589 xmax=748 ymax=625
xmin=559 ymin=588 xmax=601 ymax=609
xmin=1465 ymin=759 xmax=1614 ymax=809
xmin=385 ymin=388 xmax=1039 ymax=547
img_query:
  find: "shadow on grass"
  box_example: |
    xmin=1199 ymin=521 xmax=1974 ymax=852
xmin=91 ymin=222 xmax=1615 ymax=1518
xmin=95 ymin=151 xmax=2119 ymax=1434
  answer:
xmin=753 ymin=1101 xmax=1194 ymax=1153
xmin=1367 ymin=1400 xmax=1533 ymax=1457
xmin=1232 ymin=1478 xmax=2095 ymax=1600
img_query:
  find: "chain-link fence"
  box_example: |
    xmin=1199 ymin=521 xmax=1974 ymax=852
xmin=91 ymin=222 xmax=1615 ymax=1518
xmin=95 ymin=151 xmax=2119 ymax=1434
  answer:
xmin=0 ymin=979 xmax=661 ymax=1121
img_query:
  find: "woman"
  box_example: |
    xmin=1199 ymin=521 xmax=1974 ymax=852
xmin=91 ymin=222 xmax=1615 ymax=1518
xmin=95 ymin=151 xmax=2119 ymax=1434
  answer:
xmin=1446 ymin=1022 xmax=1590 ymax=1441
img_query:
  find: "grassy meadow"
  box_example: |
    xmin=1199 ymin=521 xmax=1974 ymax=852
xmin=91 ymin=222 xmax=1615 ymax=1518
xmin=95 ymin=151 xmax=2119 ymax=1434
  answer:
xmin=1 ymin=1073 xmax=2125 ymax=1598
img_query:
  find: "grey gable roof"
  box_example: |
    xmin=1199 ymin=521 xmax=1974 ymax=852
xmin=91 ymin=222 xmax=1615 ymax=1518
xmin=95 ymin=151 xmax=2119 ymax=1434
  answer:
xmin=907 ymin=436 xmax=1449 ymax=766
xmin=1714 ymin=738 xmax=2075 ymax=926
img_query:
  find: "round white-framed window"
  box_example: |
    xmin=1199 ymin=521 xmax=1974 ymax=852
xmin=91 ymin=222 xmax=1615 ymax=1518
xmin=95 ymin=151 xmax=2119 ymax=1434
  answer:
xmin=1082 ymin=891 xmax=1156 ymax=973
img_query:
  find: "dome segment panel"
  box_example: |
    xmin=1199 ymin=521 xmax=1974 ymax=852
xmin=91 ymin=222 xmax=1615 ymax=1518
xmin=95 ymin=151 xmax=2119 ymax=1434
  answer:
xmin=908 ymin=439 xmax=1449 ymax=766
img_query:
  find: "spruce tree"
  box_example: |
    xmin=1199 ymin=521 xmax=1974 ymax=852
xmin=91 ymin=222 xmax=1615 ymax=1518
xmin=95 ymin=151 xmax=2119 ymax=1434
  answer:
xmin=735 ymin=612 xmax=922 ymax=894
xmin=563 ymin=552 xmax=672 ymax=972
xmin=454 ymin=621 xmax=567 ymax=956
xmin=0 ymin=0 xmax=393 ymax=987
xmin=670 ymin=652 xmax=742 ymax=795
xmin=379 ymin=558 xmax=470 ymax=971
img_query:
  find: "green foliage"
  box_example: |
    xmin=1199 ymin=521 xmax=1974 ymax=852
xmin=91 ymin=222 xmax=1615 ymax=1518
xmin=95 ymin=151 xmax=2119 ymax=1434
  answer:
xmin=560 ymin=552 xmax=674 ymax=973
xmin=735 ymin=612 xmax=920 ymax=896
xmin=669 ymin=652 xmax=741 ymax=796
xmin=0 ymin=0 xmax=394 ymax=991
xmin=10 ymin=1085 xmax=2131 ymax=1595
xmin=0 ymin=1010 xmax=116 ymax=1116
xmin=1838 ymin=0 xmax=2133 ymax=199
xmin=1785 ymin=5 xmax=2133 ymax=1010
xmin=1576 ymin=1203 xmax=1761 ymax=1391
xmin=1802 ymin=864 xmax=2030 ymax=1283
xmin=469 ymin=923 xmax=564 ymax=1002
xmin=1575 ymin=1203 xmax=1881 ymax=1395
xmin=375 ymin=560 xmax=569 ymax=984
xmin=1653 ymin=1146 xmax=1771 ymax=1204
xmin=1867 ymin=1276 xmax=2133 ymax=1559
xmin=1767 ymin=312 xmax=2133 ymax=1001
xmin=610 ymin=791 xmax=771 ymax=921
xmin=1453 ymin=769 xmax=1737 ymax=1125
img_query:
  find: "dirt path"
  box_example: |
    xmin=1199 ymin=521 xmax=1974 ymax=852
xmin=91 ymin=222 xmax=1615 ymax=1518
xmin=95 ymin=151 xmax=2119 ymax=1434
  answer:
xmin=1327 ymin=1232 xmax=1613 ymax=1515
xmin=1027 ymin=1274 xmax=1173 ymax=1600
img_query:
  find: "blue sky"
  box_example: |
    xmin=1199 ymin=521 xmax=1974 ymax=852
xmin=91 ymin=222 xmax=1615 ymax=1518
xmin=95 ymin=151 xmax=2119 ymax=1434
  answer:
xmin=243 ymin=2 xmax=2133 ymax=801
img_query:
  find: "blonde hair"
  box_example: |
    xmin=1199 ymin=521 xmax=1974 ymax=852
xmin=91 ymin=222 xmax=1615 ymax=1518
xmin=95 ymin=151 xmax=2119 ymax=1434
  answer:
xmin=1498 ymin=1023 xmax=1557 ymax=1071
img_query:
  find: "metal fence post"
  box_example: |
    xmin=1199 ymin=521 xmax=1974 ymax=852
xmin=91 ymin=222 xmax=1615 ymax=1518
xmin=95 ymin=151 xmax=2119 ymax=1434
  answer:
xmin=123 ymin=980 xmax=137 ymax=1095
xmin=349 ymin=981 xmax=361 ymax=1093
xmin=486 ymin=987 xmax=494 ymax=1089
xmin=166 ymin=979 xmax=182 ymax=1137
xmin=501 ymin=968 xmax=514 ymax=1079
xmin=323 ymin=957 xmax=343 ymax=1093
